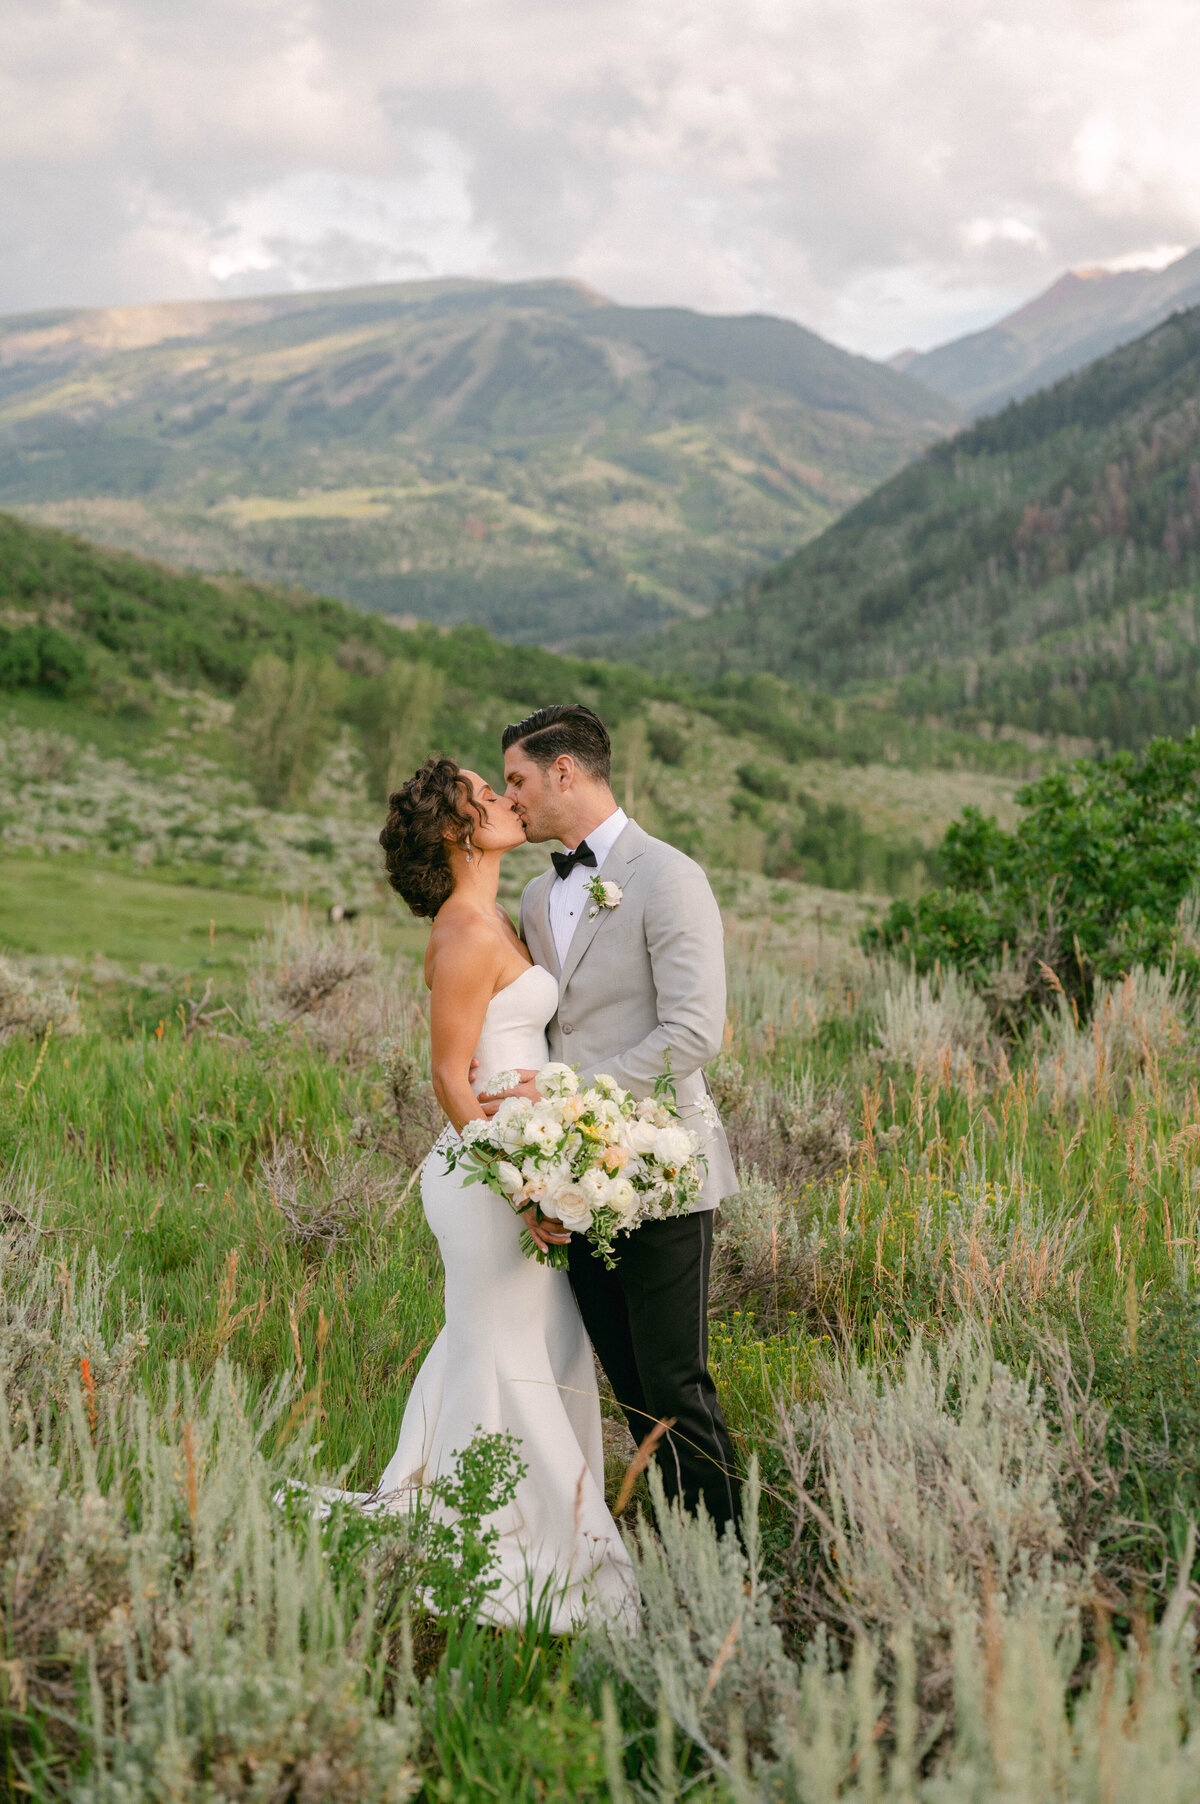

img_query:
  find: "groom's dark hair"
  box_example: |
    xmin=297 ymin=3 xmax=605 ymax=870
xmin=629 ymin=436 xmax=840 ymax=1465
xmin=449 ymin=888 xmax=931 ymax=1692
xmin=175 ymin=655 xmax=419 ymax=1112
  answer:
xmin=502 ymin=703 xmax=612 ymax=783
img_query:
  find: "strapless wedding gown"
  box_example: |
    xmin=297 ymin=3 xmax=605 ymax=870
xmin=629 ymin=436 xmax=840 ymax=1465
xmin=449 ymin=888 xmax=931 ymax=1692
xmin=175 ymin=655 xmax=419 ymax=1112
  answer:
xmin=372 ymin=962 xmax=636 ymax=1631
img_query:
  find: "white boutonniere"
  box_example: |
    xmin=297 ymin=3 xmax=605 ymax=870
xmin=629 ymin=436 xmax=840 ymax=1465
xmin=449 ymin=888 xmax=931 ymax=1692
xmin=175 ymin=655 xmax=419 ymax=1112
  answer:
xmin=586 ymin=874 xmax=623 ymax=918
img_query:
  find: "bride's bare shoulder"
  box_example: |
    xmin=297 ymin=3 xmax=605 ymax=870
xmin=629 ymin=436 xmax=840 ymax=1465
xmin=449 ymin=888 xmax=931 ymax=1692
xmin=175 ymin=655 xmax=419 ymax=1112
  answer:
xmin=424 ymin=909 xmax=503 ymax=990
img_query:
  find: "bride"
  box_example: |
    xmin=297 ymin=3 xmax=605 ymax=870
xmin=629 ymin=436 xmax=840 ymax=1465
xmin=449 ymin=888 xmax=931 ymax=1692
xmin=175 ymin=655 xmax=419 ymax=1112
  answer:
xmin=370 ymin=755 xmax=635 ymax=1630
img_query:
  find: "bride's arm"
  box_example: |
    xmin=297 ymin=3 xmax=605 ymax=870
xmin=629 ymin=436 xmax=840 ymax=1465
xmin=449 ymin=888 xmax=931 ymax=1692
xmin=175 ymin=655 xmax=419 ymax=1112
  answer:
xmin=428 ymin=924 xmax=503 ymax=1132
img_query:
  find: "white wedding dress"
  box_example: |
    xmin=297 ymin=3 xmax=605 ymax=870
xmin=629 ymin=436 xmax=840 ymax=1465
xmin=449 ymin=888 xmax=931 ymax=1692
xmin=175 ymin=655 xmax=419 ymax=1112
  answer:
xmin=370 ymin=962 xmax=636 ymax=1631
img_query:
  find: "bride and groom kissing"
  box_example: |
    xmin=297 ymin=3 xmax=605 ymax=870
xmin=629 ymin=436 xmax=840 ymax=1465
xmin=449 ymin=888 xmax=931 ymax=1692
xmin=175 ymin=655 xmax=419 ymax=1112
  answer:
xmin=370 ymin=702 xmax=740 ymax=1630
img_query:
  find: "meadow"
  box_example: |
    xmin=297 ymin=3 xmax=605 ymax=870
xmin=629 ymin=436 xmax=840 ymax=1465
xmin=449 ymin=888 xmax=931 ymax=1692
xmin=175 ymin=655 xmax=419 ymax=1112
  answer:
xmin=6 ymin=833 xmax=1200 ymax=1801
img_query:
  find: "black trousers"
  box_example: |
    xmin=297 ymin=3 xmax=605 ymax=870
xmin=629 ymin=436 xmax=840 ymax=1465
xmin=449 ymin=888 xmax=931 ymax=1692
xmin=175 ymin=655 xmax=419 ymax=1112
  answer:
xmin=568 ymin=1210 xmax=741 ymax=1535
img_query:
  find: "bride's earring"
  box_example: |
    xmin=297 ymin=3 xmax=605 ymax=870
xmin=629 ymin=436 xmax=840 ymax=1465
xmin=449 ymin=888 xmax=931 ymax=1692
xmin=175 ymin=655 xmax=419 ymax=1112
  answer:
xmin=465 ymin=837 xmax=474 ymax=865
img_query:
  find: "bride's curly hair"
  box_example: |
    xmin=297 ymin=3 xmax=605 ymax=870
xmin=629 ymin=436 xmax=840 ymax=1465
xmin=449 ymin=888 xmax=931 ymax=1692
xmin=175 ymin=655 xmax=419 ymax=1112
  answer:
xmin=379 ymin=757 xmax=483 ymax=918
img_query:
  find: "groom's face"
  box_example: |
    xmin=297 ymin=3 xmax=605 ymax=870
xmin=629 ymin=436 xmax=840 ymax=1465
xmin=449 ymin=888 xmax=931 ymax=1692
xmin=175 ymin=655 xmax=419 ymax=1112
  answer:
xmin=503 ymin=745 xmax=564 ymax=843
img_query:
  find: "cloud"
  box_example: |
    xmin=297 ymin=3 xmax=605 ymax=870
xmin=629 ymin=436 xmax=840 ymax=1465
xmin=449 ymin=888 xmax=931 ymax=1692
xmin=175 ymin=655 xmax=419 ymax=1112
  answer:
xmin=1 ymin=0 xmax=1198 ymax=354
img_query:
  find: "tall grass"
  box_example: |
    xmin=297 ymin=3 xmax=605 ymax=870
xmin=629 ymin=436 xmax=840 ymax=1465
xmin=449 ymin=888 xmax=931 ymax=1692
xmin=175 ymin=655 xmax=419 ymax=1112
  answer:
xmin=4 ymin=915 xmax=1200 ymax=1796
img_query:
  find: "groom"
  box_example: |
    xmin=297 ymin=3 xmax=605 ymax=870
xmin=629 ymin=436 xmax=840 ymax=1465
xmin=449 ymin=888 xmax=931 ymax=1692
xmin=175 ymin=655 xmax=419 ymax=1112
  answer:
xmin=481 ymin=702 xmax=741 ymax=1535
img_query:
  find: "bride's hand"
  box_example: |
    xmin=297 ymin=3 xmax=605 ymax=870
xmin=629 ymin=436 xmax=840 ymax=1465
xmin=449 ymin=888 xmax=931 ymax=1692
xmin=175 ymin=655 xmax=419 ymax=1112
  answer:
xmin=517 ymin=1200 xmax=571 ymax=1250
xmin=477 ymin=1068 xmax=540 ymax=1115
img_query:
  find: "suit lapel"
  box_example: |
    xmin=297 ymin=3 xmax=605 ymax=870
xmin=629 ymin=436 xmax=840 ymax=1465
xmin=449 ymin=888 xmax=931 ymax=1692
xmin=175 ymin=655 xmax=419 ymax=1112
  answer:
xmin=558 ymin=820 xmax=648 ymax=991
xmin=524 ymin=870 xmax=560 ymax=978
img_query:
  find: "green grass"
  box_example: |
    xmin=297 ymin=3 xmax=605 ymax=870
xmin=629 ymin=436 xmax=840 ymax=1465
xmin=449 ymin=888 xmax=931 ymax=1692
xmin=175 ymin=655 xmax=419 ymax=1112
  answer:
xmin=7 ymin=875 xmax=1200 ymax=1796
xmin=0 ymin=853 xmax=429 ymax=971
xmin=0 ymin=856 xmax=279 ymax=973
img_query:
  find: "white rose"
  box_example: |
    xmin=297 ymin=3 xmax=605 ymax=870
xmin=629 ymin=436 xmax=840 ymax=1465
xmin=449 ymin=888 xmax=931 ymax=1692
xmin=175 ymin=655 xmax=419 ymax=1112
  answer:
xmin=592 ymin=1074 xmax=626 ymax=1101
xmin=627 ymin=1118 xmax=660 ymax=1155
xmin=537 ymin=1062 xmax=579 ymax=1098
xmin=495 ymin=1159 xmax=525 ymax=1197
xmin=654 ymin=1126 xmax=696 ymax=1169
xmin=599 ymin=881 xmax=623 ymax=907
xmin=536 ymin=1160 xmax=575 ymax=1217
xmin=607 ymin=1177 xmax=638 ymax=1222
xmin=553 ymin=1186 xmax=594 ymax=1232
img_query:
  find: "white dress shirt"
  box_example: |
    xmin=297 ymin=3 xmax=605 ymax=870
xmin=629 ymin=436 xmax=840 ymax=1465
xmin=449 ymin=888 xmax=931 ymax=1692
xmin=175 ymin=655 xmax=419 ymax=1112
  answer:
xmin=548 ymin=807 xmax=628 ymax=967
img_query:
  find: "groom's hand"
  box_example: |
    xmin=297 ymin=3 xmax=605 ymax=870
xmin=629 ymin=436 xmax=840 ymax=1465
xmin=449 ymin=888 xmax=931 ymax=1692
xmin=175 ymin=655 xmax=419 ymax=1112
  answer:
xmin=477 ymin=1068 xmax=540 ymax=1115
xmin=517 ymin=1201 xmax=571 ymax=1250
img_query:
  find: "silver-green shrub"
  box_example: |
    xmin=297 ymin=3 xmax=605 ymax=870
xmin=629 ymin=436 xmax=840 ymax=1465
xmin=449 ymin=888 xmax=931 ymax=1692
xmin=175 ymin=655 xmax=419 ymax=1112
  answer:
xmin=781 ymin=1329 xmax=1102 ymax=1688
xmin=589 ymin=1462 xmax=798 ymax=1768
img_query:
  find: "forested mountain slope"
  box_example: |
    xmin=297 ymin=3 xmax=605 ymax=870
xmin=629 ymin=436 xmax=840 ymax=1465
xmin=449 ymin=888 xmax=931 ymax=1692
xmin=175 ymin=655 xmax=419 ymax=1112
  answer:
xmin=642 ymin=304 xmax=1200 ymax=748
xmin=894 ymin=248 xmax=1200 ymax=417
xmin=0 ymin=278 xmax=953 ymax=650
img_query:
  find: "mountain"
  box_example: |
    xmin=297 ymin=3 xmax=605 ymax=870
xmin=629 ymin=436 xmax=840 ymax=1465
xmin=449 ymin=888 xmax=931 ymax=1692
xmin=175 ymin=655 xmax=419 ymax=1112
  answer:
xmin=894 ymin=249 xmax=1200 ymax=417
xmin=638 ymin=303 xmax=1200 ymax=749
xmin=0 ymin=278 xmax=955 ymax=651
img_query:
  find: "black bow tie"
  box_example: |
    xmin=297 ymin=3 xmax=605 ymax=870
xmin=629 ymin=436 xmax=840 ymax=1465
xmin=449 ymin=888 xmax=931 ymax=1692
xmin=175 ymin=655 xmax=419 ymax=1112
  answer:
xmin=551 ymin=841 xmax=598 ymax=880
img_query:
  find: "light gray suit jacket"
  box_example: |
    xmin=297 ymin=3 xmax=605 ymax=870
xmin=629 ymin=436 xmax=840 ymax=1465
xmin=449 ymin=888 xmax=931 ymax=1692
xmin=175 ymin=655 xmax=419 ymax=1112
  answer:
xmin=519 ymin=819 xmax=737 ymax=1213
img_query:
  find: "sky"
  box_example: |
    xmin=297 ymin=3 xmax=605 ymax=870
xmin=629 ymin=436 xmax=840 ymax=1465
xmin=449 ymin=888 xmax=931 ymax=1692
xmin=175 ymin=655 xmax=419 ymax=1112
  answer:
xmin=3 ymin=0 xmax=1199 ymax=358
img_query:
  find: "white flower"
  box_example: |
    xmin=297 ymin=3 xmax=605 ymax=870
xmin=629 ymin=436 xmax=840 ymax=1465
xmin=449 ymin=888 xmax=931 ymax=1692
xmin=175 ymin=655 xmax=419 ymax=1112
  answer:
xmin=536 ymin=1062 xmax=579 ymax=1098
xmin=495 ymin=1159 xmax=525 ymax=1197
xmin=626 ymin=1118 xmax=661 ymax=1155
xmin=586 ymin=875 xmax=623 ymax=916
xmin=592 ymin=1073 xmax=623 ymax=1099
xmin=483 ymin=1068 xmax=521 ymax=1094
xmin=653 ymin=1125 xmax=696 ymax=1169
xmin=553 ymin=1187 xmax=594 ymax=1232
xmin=578 ymin=1167 xmax=613 ymax=1206
xmin=589 ymin=1098 xmax=625 ymax=1134
xmin=607 ymin=1177 xmax=638 ymax=1222
xmin=523 ymin=1109 xmax=565 ymax=1151
xmin=528 ymin=1159 xmax=572 ymax=1208
xmin=458 ymin=1117 xmax=495 ymax=1147
xmin=494 ymin=1095 xmax=534 ymax=1151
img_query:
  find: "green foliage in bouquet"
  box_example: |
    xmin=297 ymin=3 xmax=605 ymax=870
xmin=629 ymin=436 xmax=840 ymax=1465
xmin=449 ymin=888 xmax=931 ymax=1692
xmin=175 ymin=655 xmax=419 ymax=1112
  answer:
xmin=866 ymin=730 xmax=1200 ymax=1014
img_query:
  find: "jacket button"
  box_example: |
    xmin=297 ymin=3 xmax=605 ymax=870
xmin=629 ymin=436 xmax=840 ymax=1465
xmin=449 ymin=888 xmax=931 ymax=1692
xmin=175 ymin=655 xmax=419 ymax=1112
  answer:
xmin=562 ymin=1022 xmax=573 ymax=1034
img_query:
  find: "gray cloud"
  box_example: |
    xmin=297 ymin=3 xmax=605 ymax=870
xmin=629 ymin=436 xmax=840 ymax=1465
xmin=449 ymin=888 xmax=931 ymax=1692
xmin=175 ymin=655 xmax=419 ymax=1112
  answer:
xmin=1 ymin=0 xmax=1198 ymax=352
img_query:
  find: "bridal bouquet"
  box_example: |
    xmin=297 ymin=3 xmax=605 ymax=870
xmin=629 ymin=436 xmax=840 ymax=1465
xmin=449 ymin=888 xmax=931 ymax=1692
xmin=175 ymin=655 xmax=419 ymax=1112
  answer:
xmin=445 ymin=1063 xmax=704 ymax=1268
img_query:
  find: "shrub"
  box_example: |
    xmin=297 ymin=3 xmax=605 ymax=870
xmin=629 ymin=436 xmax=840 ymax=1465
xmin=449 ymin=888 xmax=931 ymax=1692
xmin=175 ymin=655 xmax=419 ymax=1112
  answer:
xmin=244 ymin=907 xmax=425 ymax=1068
xmin=736 ymin=761 xmax=790 ymax=802
xmin=0 ymin=622 xmax=88 ymax=695
xmin=779 ymin=1328 xmax=1117 ymax=1699
xmin=711 ymin=1172 xmax=821 ymax=1331
xmin=260 ymin=1141 xmax=407 ymax=1252
xmin=1035 ymin=965 xmax=1191 ymax=1104
xmin=867 ymin=731 xmax=1200 ymax=1012
xmin=871 ymin=965 xmax=992 ymax=1076
xmin=716 ymin=1061 xmax=854 ymax=1198
xmin=589 ymin=1463 xmax=797 ymax=1770
xmin=647 ymin=721 xmax=687 ymax=766
xmin=0 ymin=955 xmax=82 ymax=1043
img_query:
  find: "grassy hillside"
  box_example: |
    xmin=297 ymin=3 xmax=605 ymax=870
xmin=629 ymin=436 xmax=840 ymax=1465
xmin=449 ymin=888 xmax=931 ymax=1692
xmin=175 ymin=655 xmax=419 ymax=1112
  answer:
xmin=642 ymin=303 xmax=1200 ymax=749
xmin=0 ymin=278 xmax=954 ymax=650
xmin=0 ymin=511 xmax=1036 ymax=919
xmin=895 ymin=247 xmax=1200 ymax=416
